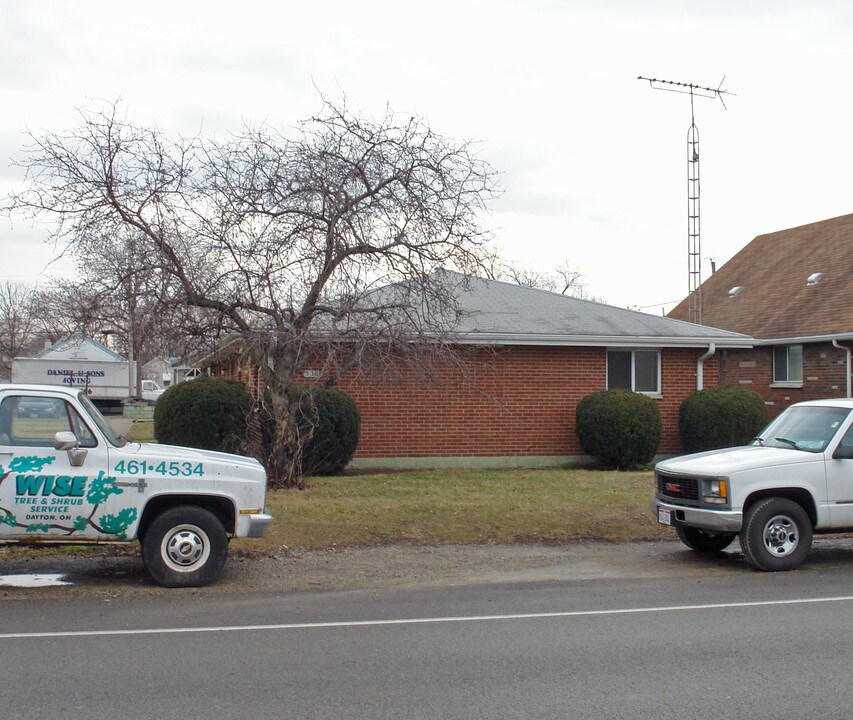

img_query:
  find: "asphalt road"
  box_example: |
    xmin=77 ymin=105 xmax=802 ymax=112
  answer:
xmin=4 ymin=541 xmax=853 ymax=719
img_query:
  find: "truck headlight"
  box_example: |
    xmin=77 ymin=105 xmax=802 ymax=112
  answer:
xmin=704 ymin=478 xmax=728 ymax=505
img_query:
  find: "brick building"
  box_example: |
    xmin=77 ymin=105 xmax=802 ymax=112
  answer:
xmin=207 ymin=273 xmax=751 ymax=469
xmin=668 ymin=214 xmax=853 ymax=416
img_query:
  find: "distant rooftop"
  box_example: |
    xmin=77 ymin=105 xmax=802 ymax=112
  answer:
xmin=668 ymin=213 xmax=853 ymax=340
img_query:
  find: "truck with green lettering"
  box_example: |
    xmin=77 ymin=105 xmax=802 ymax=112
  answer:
xmin=0 ymin=384 xmax=272 ymax=587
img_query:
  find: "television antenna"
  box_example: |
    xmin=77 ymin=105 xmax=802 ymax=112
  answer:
xmin=638 ymin=76 xmax=735 ymax=324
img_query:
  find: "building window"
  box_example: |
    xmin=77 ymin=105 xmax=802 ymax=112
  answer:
xmin=607 ymin=350 xmax=660 ymax=393
xmin=773 ymin=345 xmax=803 ymax=384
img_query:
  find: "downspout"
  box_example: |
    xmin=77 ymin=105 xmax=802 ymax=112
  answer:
xmin=696 ymin=343 xmax=716 ymax=391
xmin=832 ymin=340 xmax=851 ymax=398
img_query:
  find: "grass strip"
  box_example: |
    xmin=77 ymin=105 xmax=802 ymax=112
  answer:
xmin=239 ymin=468 xmax=670 ymax=551
xmin=115 ymin=423 xmax=672 ymax=550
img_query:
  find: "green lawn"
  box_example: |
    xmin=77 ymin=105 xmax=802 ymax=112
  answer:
xmin=124 ymin=420 xmax=671 ymax=551
xmin=239 ymin=468 xmax=671 ymax=551
xmin=126 ymin=419 xmax=155 ymax=442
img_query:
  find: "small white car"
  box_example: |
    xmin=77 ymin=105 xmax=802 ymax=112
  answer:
xmin=0 ymin=384 xmax=271 ymax=586
xmin=652 ymin=398 xmax=853 ymax=571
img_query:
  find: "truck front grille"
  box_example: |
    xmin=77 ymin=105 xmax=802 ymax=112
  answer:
xmin=656 ymin=473 xmax=700 ymax=502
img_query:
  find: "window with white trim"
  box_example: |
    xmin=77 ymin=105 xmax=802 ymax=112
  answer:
xmin=773 ymin=345 xmax=803 ymax=384
xmin=607 ymin=349 xmax=660 ymax=393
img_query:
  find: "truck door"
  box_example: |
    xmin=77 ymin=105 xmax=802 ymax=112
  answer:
xmin=0 ymin=393 xmax=114 ymax=539
xmin=825 ymin=423 xmax=853 ymax=527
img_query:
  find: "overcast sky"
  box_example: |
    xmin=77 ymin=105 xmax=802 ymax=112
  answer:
xmin=2 ymin=0 xmax=852 ymax=314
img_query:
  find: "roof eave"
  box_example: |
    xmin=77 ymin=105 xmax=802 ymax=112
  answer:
xmin=453 ymin=333 xmax=754 ymax=348
xmin=754 ymin=332 xmax=853 ymax=346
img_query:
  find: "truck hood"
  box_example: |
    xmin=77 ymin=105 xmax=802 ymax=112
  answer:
xmin=656 ymin=445 xmax=821 ymax=476
xmin=125 ymin=441 xmax=266 ymax=476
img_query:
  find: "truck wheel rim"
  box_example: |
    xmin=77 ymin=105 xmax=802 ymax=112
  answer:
xmin=762 ymin=514 xmax=799 ymax=557
xmin=161 ymin=524 xmax=210 ymax=572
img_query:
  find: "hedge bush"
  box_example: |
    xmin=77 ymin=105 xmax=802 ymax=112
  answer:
xmin=679 ymin=386 xmax=769 ymax=453
xmin=153 ymin=376 xmax=253 ymax=454
xmin=260 ymin=386 xmax=361 ymax=476
xmin=299 ymin=387 xmax=361 ymax=475
xmin=575 ymin=389 xmax=662 ymax=469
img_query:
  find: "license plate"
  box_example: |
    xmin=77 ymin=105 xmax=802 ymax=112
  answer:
xmin=657 ymin=507 xmax=672 ymax=526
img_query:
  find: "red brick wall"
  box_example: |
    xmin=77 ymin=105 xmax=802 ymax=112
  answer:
xmin=208 ymin=344 xmax=722 ymax=461
xmin=722 ymin=342 xmax=850 ymax=416
xmin=336 ymin=345 xmax=719 ymax=459
xmin=659 ymin=346 xmax=720 ymax=454
xmin=211 ymin=355 xmax=263 ymax=398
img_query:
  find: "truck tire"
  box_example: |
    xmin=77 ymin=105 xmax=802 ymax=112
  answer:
xmin=675 ymin=525 xmax=737 ymax=553
xmin=141 ymin=506 xmax=228 ymax=588
xmin=741 ymin=497 xmax=812 ymax=571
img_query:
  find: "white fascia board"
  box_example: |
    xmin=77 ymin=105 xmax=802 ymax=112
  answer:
xmin=452 ymin=333 xmax=754 ymax=349
xmin=754 ymin=333 xmax=853 ymax=346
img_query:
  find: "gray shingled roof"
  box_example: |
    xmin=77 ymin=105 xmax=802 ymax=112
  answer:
xmin=196 ymin=270 xmax=754 ymax=363
xmin=444 ymin=272 xmax=752 ymax=348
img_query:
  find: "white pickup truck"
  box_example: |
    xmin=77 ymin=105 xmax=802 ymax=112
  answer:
xmin=652 ymin=398 xmax=853 ymax=571
xmin=0 ymin=384 xmax=272 ymax=587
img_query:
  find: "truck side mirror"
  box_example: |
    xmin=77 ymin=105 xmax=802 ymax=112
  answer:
xmin=54 ymin=431 xmax=88 ymax=467
xmin=54 ymin=431 xmax=78 ymax=451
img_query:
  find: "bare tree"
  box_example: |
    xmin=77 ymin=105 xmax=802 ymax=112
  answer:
xmin=497 ymin=260 xmax=604 ymax=301
xmin=29 ymin=283 xmax=103 ymax=342
xmin=7 ymin=98 xmax=499 ymax=486
xmin=28 ymin=229 xmax=210 ymax=394
xmin=0 ymin=281 xmax=40 ymax=379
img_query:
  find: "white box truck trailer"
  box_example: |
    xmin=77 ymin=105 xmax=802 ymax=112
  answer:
xmin=11 ymin=334 xmax=164 ymax=413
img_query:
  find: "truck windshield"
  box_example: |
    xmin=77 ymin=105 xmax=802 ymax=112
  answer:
xmin=77 ymin=393 xmax=127 ymax=447
xmin=754 ymin=406 xmax=851 ymax=453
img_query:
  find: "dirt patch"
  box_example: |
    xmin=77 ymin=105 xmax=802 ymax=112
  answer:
xmin=0 ymin=538 xmax=754 ymax=599
xmin=5 ymin=536 xmax=853 ymax=600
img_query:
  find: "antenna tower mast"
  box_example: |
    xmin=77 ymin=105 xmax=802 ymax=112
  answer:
xmin=638 ymin=76 xmax=734 ymax=324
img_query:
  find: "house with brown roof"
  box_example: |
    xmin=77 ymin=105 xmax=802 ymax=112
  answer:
xmin=668 ymin=213 xmax=853 ymax=415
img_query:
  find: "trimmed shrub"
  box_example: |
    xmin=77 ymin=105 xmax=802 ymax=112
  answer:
xmin=260 ymin=386 xmax=361 ymax=476
xmin=575 ymin=389 xmax=662 ymax=469
xmin=679 ymin=386 xmax=769 ymax=453
xmin=153 ymin=376 xmax=253 ymax=454
xmin=301 ymin=388 xmax=361 ymax=476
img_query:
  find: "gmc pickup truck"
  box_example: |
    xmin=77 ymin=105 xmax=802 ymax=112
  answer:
xmin=652 ymin=398 xmax=853 ymax=571
xmin=0 ymin=384 xmax=271 ymax=587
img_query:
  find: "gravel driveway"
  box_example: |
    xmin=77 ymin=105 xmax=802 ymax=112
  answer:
xmin=6 ymin=535 xmax=853 ymax=599
xmin=0 ymin=538 xmax=761 ymax=599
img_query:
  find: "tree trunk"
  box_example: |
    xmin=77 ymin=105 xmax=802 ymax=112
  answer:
xmin=266 ymin=413 xmax=305 ymax=489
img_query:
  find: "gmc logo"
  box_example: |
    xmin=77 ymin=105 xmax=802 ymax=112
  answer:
xmin=665 ymin=482 xmax=681 ymax=493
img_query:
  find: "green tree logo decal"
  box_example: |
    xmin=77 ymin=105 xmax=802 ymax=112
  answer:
xmin=99 ymin=507 xmax=139 ymax=539
xmin=86 ymin=471 xmax=123 ymax=505
xmin=0 ymin=456 xmax=56 ymax=533
xmin=0 ymin=462 xmax=139 ymax=539
xmin=9 ymin=456 xmax=55 ymax=473
xmin=25 ymin=523 xmax=51 ymax=533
